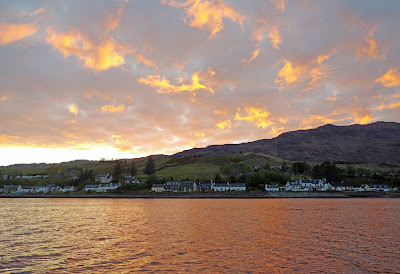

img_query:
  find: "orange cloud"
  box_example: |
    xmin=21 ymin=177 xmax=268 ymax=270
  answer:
xmin=235 ymin=107 xmax=274 ymax=128
xmin=136 ymin=54 xmax=156 ymax=68
xmin=375 ymin=68 xmax=400 ymax=87
xmin=46 ymin=27 xmax=126 ymax=71
xmin=163 ymin=0 xmax=245 ymax=38
xmin=216 ymin=119 xmax=231 ymax=130
xmin=243 ymin=48 xmax=260 ymax=65
xmin=67 ymin=104 xmax=79 ymax=115
xmin=268 ymin=24 xmax=281 ymax=50
xmin=353 ymin=107 xmax=376 ymax=124
xmin=139 ymin=72 xmax=214 ymax=95
xmin=373 ymin=101 xmax=400 ymax=111
xmin=0 ymin=96 xmax=8 ymax=101
xmin=195 ymin=132 xmax=205 ymax=138
xmin=101 ymin=104 xmax=125 ymax=112
xmin=270 ymin=0 xmax=286 ymax=11
xmin=275 ymin=56 xmax=331 ymax=90
xmin=357 ymin=28 xmax=385 ymax=60
xmin=269 ymin=126 xmax=285 ymax=135
xmin=105 ymin=6 xmax=124 ymax=34
xmin=326 ymin=90 xmax=340 ymax=102
xmin=208 ymin=66 xmax=216 ymax=76
xmin=0 ymin=22 xmax=38 ymax=45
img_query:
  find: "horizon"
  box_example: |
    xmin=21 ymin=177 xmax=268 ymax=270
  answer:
xmin=1 ymin=1 xmax=400 ymax=166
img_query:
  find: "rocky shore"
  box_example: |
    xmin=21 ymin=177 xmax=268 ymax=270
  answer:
xmin=1 ymin=191 xmax=399 ymax=199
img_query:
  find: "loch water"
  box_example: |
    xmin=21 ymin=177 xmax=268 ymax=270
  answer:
xmin=0 ymin=198 xmax=399 ymax=273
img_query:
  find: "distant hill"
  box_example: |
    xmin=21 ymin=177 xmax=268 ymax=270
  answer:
xmin=174 ymin=122 xmax=400 ymax=164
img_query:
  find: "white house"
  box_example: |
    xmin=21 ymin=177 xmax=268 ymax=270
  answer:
xmin=84 ymin=183 xmax=121 ymax=192
xmin=21 ymin=186 xmax=35 ymax=193
xmin=265 ymin=184 xmax=280 ymax=191
xmin=151 ymin=184 xmax=165 ymax=192
xmin=331 ymin=182 xmax=354 ymax=191
xmin=212 ymin=183 xmax=230 ymax=191
xmin=95 ymin=173 xmax=113 ymax=184
xmin=229 ymin=183 xmax=246 ymax=191
xmin=365 ymin=184 xmax=392 ymax=191
xmin=2 ymin=185 xmax=23 ymax=194
xmin=285 ymin=181 xmax=309 ymax=191
xmin=62 ymin=186 xmax=77 ymax=192
xmin=285 ymin=179 xmax=332 ymax=191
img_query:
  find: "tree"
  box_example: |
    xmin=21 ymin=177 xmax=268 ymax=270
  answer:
xmin=214 ymin=174 xmax=222 ymax=184
xmin=113 ymin=160 xmax=122 ymax=182
xmin=292 ymin=162 xmax=310 ymax=175
xmin=145 ymin=174 xmax=159 ymax=188
xmin=130 ymin=161 xmax=138 ymax=176
xmin=143 ymin=157 xmax=155 ymax=175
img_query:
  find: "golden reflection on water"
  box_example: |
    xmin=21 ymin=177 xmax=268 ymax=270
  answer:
xmin=0 ymin=198 xmax=399 ymax=273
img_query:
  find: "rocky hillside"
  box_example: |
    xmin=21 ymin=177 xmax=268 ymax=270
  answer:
xmin=174 ymin=122 xmax=400 ymax=164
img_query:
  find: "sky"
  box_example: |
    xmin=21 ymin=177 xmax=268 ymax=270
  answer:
xmin=1 ymin=0 xmax=400 ymax=166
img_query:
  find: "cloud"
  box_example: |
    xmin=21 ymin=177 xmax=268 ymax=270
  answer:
xmin=275 ymin=56 xmax=331 ymax=91
xmin=270 ymin=0 xmax=286 ymax=11
xmin=0 ymin=22 xmax=38 ymax=45
xmin=375 ymin=68 xmax=400 ymax=87
xmin=373 ymin=101 xmax=400 ymax=111
xmin=101 ymin=104 xmax=125 ymax=112
xmin=356 ymin=27 xmax=386 ymax=60
xmin=216 ymin=119 xmax=231 ymax=130
xmin=67 ymin=104 xmax=79 ymax=115
xmin=163 ymin=0 xmax=245 ymax=38
xmin=235 ymin=107 xmax=274 ymax=128
xmin=0 ymin=96 xmax=8 ymax=101
xmin=138 ymin=72 xmax=214 ymax=95
xmin=268 ymin=24 xmax=281 ymax=50
xmin=46 ymin=27 xmax=126 ymax=71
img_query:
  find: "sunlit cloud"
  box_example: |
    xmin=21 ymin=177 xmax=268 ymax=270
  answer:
xmin=0 ymin=96 xmax=8 ymax=101
xmin=67 ymin=104 xmax=79 ymax=115
xmin=270 ymin=0 xmax=286 ymax=11
xmin=163 ymin=0 xmax=245 ymax=38
xmin=0 ymin=22 xmax=38 ymax=45
xmin=275 ymin=56 xmax=331 ymax=91
xmin=136 ymin=54 xmax=157 ymax=68
xmin=356 ymin=27 xmax=386 ymax=60
xmin=195 ymin=132 xmax=205 ymax=138
xmin=375 ymin=68 xmax=400 ymax=87
xmin=101 ymin=104 xmax=125 ymax=112
xmin=373 ymin=101 xmax=400 ymax=111
xmin=139 ymin=72 xmax=214 ymax=95
xmin=326 ymin=90 xmax=340 ymax=102
xmin=235 ymin=107 xmax=274 ymax=128
xmin=46 ymin=27 xmax=126 ymax=71
xmin=353 ymin=107 xmax=376 ymax=125
xmin=216 ymin=119 xmax=231 ymax=130
xmin=208 ymin=66 xmax=216 ymax=76
xmin=268 ymin=24 xmax=281 ymax=50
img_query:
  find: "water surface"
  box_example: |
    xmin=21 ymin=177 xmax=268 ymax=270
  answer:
xmin=0 ymin=198 xmax=399 ymax=272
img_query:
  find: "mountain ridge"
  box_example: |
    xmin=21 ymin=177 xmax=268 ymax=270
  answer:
xmin=173 ymin=121 xmax=400 ymax=164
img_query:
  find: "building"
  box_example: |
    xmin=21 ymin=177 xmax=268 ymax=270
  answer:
xmin=285 ymin=179 xmax=332 ymax=191
xmin=3 ymin=174 xmax=8 ymax=181
xmin=229 ymin=183 xmax=246 ymax=191
xmin=124 ymin=176 xmax=140 ymax=184
xmin=2 ymin=185 xmax=23 ymax=194
xmin=212 ymin=183 xmax=230 ymax=191
xmin=180 ymin=181 xmax=197 ymax=192
xmin=265 ymin=184 xmax=280 ymax=191
xmin=95 ymin=173 xmax=113 ymax=184
xmin=83 ymin=183 xmax=121 ymax=192
xmin=165 ymin=181 xmax=181 ymax=192
xmin=21 ymin=186 xmax=35 ymax=193
xmin=330 ymin=182 xmax=354 ymax=191
xmin=62 ymin=186 xmax=77 ymax=192
xmin=198 ymin=183 xmax=212 ymax=192
xmin=365 ymin=184 xmax=392 ymax=191
xmin=151 ymin=184 xmax=165 ymax=192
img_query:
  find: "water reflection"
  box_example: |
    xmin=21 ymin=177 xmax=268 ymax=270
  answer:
xmin=0 ymin=198 xmax=399 ymax=272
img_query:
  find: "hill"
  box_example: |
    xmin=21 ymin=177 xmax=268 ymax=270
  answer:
xmin=173 ymin=122 xmax=400 ymax=164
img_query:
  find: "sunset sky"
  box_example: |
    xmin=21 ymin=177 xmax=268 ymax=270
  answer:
xmin=1 ymin=0 xmax=400 ymax=166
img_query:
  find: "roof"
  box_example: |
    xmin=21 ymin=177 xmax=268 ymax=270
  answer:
xmin=214 ymin=183 xmax=229 ymax=187
xmin=152 ymin=184 xmax=165 ymax=188
xmin=230 ymin=183 xmax=246 ymax=187
xmin=266 ymin=184 xmax=279 ymax=188
xmin=84 ymin=184 xmax=99 ymax=188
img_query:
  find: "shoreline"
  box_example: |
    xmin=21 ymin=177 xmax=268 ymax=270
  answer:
xmin=1 ymin=191 xmax=399 ymax=199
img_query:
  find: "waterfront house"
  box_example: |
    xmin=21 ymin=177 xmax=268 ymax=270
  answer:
xmin=180 ymin=181 xmax=197 ymax=192
xmin=2 ymin=185 xmax=23 ymax=194
xmin=62 ymin=186 xmax=77 ymax=192
xmin=95 ymin=173 xmax=113 ymax=184
xmin=265 ymin=184 xmax=280 ymax=191
xmin=3 ymin=174 xmax=8 ymax=181
xmin=285 ymin=181 xmax=309 ymax=191
xmin=212 ymin=183 xmax=230 ymax=192
xmin=365 ymin=184 xmax=392 ymax=191
xmin=198 ymin=183 xmax=212 ymax=192
xmin=229 ymin=183 xmax=246 ymax=191
xmin=21 ymin=186 xmax=35 ymax=193
xmin=330 ymin=182 xmax=353 ymax=191
xmin=151 ymin=184 xmax=165 ymax=192
xmin=165 ymin=181 xmax=181 ymax=192
xmin=84 ymin=183 xmax=121 ymax=192
xmin=124 ymin=176 xmax=140 ymax=184
xmin=285 ymin=179 xmax=332 ymax=191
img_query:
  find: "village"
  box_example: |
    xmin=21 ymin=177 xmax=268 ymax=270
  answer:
xmin=1 ymin=170 xmax=397 ymax=194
